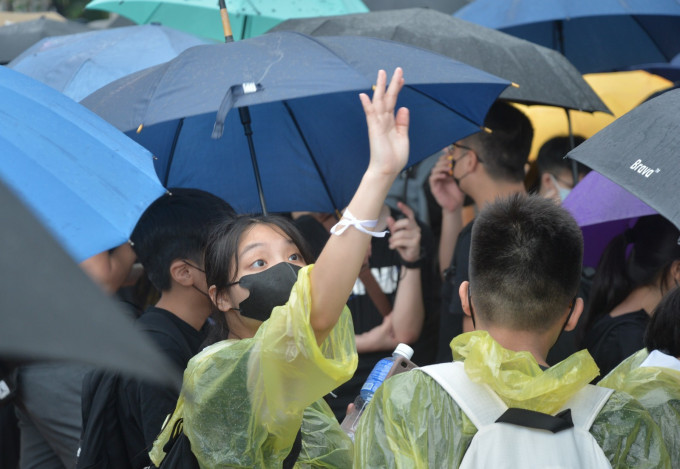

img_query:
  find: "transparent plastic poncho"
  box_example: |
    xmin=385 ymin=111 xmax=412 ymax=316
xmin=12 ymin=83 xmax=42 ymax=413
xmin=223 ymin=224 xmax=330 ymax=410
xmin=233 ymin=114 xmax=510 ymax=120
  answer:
xmin=599 ymin=348 xmax=680 ymax=463
xmin=355 ymin=331 xmax=670 ymax=468
xmin=150 ymin=265 xmax=357 ymax=468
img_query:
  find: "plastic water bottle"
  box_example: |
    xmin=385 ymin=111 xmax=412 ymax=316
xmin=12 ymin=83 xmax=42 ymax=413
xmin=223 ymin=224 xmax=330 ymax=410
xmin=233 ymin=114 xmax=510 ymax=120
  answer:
xmin=340 ymin=343 xmax=414 ymax=440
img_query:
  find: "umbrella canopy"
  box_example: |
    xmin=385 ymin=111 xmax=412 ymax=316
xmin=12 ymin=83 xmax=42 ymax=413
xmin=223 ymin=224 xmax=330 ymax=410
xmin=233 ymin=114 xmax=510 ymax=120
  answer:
xmin=0 ymin=178 xmax=179 ymax=389
xmin=363 ymin=0 xmax=469 ymax=13
xmin=271 ymin=8 xmax=608 ymax=112
xmin=563 ymin=171 xmax=657 ymax=267
xmin=627 ymin=53 xmax=680 ymax=83
xmin=82 ymin=31 xmax=509 ymax=214
xmin=85 ymin=0 xmax=368 ymax=41
xmin=0 ymin=66 xmax=166 ymax=263
xmin=0 ymin=17 xmax=91 ymax=64
xmin=515 ymin=70 xmax=673 ymax=161
xmin=9 ymin=24 xmax=209 ymax=102
xmin=568 ymin=88 xmax=680 ymax=231
xmin=455 ymin=0 xmax=680 ymax=74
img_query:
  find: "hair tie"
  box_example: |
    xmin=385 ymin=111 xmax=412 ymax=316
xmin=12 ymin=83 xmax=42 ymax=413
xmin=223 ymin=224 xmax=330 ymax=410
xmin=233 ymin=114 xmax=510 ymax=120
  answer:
xmin=330 ymin=209 xmax=388 ymax=238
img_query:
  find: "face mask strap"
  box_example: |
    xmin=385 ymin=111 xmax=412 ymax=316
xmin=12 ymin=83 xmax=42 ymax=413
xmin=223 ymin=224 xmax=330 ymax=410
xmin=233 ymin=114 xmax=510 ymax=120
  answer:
xmin=467 ymin=284 xmax=477 ymax=329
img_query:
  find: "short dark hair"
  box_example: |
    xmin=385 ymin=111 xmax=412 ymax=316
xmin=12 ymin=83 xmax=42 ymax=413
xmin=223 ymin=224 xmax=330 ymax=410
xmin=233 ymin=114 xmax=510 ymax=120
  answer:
xmin=130 ymin=188 xmax=236 ymax=292
xmin=645 ymin=287 xmax=680 ymax=357
xmin=202 ymin=215 xmax=314 ymax=345
xmin=536 ymin=136 xmax=589 ymax=179
xmin=467 ymin=101 xmax=533 ymax=183
xmin=469 ymin=194 xmax=583 ymax=331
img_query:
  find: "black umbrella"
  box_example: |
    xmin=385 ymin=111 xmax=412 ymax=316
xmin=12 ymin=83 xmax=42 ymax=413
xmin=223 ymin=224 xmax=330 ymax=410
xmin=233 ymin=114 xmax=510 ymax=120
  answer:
xmin=0 ymin=179 xmax=179 ymax=390
xmin=363 ymin=0 xmax=470 ymax=14
xmin=0 ymin=17 xmax=90 ymax=64
xmin=567 ymin=88 xmax=680 ymax=230
xmin=271 ymin=8 xmax=608 ymax=112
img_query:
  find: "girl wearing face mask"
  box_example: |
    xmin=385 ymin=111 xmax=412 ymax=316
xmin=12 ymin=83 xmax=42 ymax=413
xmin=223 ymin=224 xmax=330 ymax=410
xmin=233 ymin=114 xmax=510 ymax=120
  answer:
xmin=149 ymin=68 xmax=410 ymax=468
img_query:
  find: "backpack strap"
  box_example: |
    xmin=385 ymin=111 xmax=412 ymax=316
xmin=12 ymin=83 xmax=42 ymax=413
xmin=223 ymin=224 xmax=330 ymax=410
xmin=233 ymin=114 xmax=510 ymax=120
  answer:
xmin=557 ymin=384 xmax=613 ymax=431
xmin=419 ymin=362 xmax=507 ymax=429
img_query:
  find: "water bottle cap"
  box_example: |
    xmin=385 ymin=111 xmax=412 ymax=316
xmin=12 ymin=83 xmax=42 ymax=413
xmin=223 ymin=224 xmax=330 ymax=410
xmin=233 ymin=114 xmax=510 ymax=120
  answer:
xmin=393 ymin=343 xmax=414 ymax=360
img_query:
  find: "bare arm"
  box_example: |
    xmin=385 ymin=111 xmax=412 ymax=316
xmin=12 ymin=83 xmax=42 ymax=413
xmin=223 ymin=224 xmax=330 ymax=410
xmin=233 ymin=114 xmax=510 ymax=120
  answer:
xmin=428 ymin=152 xmax=464 ymax=277
xmin=310 ymin=68 xmax=409 ymax=345
xmin=355 ymin=314 xmax=400 ymax=353
xmin=386 ymin=202 xmax=424 ymax=343
xmin=80 ymin=242 xmax=137 ymax=294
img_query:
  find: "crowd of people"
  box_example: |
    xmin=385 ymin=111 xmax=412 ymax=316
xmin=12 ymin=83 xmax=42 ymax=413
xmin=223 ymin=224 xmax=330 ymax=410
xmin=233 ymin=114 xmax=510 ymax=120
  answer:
xmin=3 ymin=65 xmax=680 ymax=469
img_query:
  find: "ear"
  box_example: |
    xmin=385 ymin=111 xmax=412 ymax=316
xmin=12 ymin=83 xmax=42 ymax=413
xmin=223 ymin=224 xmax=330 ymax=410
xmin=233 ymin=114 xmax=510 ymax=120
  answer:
xmin=540 ymin=172 xmax=553 ymax=190
xmin=459 ymin=281 xmax=472 ymax=317
xmin=169 ymin=259 xmax=193 ymax=287
xmin=670 ymin=260 xmax=680 ymax=283
xmin=209 ymin=285 xmax=232 ymax=312
xmin=563 ymin=297 xmax=584 ymax=332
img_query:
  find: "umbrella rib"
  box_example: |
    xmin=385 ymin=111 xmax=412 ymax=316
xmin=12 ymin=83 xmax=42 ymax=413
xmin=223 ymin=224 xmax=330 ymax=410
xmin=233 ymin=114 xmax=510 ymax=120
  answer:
xmin=629 ymin=15 xmax=673 ymax=61
xmin=163 ymin=117 xmax=184 ymax=187
xmin=406 ymin=84 xmax=490 ymax=130
xmin=281 ymin=101 xmax=339 ymax=211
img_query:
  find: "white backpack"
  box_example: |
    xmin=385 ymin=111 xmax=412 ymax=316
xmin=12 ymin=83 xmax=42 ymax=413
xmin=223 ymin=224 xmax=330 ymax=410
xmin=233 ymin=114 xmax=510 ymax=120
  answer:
xmin=419 ymin=362 xmax=614 ymax=469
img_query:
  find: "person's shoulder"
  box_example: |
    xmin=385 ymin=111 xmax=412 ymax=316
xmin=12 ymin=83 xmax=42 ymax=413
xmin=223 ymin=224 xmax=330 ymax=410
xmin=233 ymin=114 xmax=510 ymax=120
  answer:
xmin=591 ymin=390 xmax=670 ymax=467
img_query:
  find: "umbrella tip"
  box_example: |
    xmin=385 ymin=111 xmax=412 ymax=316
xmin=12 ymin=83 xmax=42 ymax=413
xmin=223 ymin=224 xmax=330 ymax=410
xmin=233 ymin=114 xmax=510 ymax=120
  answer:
xmin=511 ymin=82 xmax=520 ymax=88
xmin=482 ymin=126 xmax=492 ymax=134
xmin=137 ymin=124 xmax=144 ymax=133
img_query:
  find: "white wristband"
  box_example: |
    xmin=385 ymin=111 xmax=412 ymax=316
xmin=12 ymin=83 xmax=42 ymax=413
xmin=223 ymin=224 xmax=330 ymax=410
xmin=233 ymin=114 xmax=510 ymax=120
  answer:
xmin=330 ymin=209 xmax=389 ymax=238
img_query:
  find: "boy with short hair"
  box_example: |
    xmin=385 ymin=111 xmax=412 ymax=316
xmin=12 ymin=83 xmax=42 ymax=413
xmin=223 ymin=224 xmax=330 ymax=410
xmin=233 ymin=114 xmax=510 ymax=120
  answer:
xmin=354 ymin=194 xmax=670 ymax=468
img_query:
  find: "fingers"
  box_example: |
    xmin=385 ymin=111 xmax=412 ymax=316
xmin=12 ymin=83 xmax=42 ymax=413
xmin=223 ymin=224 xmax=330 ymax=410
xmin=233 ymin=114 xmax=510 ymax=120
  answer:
xmin=396 ymin=201 xmax=415 ymax=222
xmin=383 ymin=67 xmax=404 ymax=112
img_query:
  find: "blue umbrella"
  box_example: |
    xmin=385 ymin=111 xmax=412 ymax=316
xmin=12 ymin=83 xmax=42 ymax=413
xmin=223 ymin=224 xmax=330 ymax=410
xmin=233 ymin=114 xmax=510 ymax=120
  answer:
xmin=82 ymin=31 xmax=509 ymax=214
xmin=455 ymin=0 xmax=680 ymax=73
xmin=626 ymin=53 xmax=680 ymax=83
xmin=0 ymin=66 xmax=167 ymax=263
xmin=9 ymin=24 xmax=209 ymax=102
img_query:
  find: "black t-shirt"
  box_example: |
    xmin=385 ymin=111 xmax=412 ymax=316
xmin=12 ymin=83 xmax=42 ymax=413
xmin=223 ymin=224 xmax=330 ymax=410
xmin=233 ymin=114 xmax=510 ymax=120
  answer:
xmin=117 ymin=307 xmax=208 ymax=469
xmin=436 ymin=221 xmax=473 ymax=363
xmin=584 ymin=309 xmax=649 ymax=380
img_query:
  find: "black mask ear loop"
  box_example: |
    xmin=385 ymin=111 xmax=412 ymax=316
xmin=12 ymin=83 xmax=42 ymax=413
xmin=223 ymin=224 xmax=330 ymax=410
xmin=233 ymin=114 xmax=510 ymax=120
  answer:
xmin=554 ymin=297 xmax=577 ymax=347
xmin=467 ymin=283 xmax=476 ymax=329
xmin=183 ymin=260 xmax=210 ymax=299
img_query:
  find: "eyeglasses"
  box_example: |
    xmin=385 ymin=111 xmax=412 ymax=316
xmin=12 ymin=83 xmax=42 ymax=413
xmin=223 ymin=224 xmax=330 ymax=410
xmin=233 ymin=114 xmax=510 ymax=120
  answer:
xmin=549 ymin=173 xmax=574 ymax=189
xmin=447 ymin=142 xmax=484 ymax=165
xmin=183 ymin=260 xmax=205 ymax=273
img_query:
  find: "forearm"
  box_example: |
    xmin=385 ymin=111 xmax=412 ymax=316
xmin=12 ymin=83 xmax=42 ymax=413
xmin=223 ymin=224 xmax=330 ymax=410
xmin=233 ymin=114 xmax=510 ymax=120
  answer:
xmin=438 ymin=207 xmax=462 ymax=277
xmin=390 ymin=267 xmax=424 ymax=343
xmin=311 ymin=171 xmax=396 ymax=343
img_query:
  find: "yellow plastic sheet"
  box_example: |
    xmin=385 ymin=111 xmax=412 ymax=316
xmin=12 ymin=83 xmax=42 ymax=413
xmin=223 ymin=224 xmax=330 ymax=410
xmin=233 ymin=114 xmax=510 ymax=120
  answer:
xmin=600 ymin=349 xmax=680 ymax=463
xmin=150 ymin=265 xmax=357 ymax=468
xmin=355 ymin=331 xmax=670 ymax=468
xmin=451 ymin=331 xmax=599 ymax=414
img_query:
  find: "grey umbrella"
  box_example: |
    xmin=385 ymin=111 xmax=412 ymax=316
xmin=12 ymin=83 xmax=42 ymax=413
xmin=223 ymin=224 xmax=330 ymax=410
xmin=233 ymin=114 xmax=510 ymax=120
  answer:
xmin=0 ymin=17 xmax=90 ymax=64
xmin=567 ymin=87 xmax=680 ymax=231
xmin=271 ymin=8 xmax=608 ymax=112
xmin=0 ymin=179 xmax=179 ymax=390
xmin=363 ymin=0 xmax=471 ymax=14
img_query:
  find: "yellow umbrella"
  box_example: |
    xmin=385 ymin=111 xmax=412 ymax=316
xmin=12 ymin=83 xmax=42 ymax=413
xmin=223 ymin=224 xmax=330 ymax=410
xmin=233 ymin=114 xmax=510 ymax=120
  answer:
xmin=516 ymin=71 xmax=673 ymax=161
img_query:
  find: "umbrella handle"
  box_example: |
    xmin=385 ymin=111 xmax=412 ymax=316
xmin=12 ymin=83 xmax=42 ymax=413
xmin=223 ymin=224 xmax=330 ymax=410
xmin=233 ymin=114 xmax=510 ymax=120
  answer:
xmin=218 ymin=0 xmax=234 ymax=43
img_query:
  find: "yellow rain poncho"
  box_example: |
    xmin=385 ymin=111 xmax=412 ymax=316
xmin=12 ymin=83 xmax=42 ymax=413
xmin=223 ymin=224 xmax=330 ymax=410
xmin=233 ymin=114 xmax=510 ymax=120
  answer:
xmin=355 ymin=331 xmax=670 ymax=468
xmin=150 ymin=265 xmax=358 ymax=468
xmin=599 ymin=348 xmax=680 ymax=462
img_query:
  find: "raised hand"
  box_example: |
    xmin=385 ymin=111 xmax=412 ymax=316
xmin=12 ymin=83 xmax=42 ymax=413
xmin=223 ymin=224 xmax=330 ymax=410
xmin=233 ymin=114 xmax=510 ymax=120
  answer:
xmin=386 ymin=202 xmax=421 ymax=263
xmin=359 ymin=68 xmax=410 ymax=178
xmin=429 ymin=150 xmax=465 ymax=213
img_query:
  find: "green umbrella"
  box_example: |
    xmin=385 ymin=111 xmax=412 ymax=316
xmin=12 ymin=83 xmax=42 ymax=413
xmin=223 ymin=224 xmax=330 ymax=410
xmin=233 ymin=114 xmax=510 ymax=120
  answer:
xmin=85 ymin=0 xmax=368 ymax=41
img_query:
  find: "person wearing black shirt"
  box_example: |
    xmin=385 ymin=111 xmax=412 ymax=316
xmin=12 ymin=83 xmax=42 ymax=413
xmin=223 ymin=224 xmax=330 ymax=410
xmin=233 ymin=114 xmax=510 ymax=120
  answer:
xmin=428 ymin=102 xmax=533 ymax=362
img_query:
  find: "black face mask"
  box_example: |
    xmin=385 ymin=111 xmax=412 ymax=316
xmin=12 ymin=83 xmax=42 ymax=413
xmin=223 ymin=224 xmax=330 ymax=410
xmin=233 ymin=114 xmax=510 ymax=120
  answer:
xmin=230 ymin=262 xmax=301 ymax=322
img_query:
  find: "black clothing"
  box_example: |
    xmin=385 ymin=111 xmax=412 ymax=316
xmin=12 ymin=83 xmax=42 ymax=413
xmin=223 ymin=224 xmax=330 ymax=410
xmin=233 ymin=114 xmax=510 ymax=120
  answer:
xmin=294 ymin=213 xmax=440 ymax=422
xmin=80 ymin=307 xmax=207 ymax=469
xmin=436 ymin=221 xmax=473 ymax=363
xmin=584 ymin=309 xmax=649 ymax=380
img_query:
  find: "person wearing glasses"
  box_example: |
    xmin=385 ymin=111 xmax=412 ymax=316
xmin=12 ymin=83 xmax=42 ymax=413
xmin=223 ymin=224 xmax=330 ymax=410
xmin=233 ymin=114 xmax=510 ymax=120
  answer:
xmin=534 ymin=136 xmax=589 ymax=203
xmin=428 ymin=101 xmax=533 ymax=362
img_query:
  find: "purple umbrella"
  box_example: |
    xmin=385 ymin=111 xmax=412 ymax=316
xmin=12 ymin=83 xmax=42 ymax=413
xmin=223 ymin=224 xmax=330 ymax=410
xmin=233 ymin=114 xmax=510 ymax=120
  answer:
xmin=563 ymin=171 xmax=657 ymax=267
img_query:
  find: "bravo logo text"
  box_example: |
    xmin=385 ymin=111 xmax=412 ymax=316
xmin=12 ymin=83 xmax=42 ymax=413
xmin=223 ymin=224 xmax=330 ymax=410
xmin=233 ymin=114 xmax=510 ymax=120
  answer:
xmin=629 ymin=159 xmax=660 ymax=178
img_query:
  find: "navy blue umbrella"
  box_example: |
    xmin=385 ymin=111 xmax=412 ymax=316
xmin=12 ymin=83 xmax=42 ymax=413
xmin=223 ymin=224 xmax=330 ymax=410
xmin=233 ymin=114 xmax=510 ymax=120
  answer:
xmin=455 ymin=0 xmax=680 ymax=74
xmin=82 ymin=31 xmax=509 ymax=214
